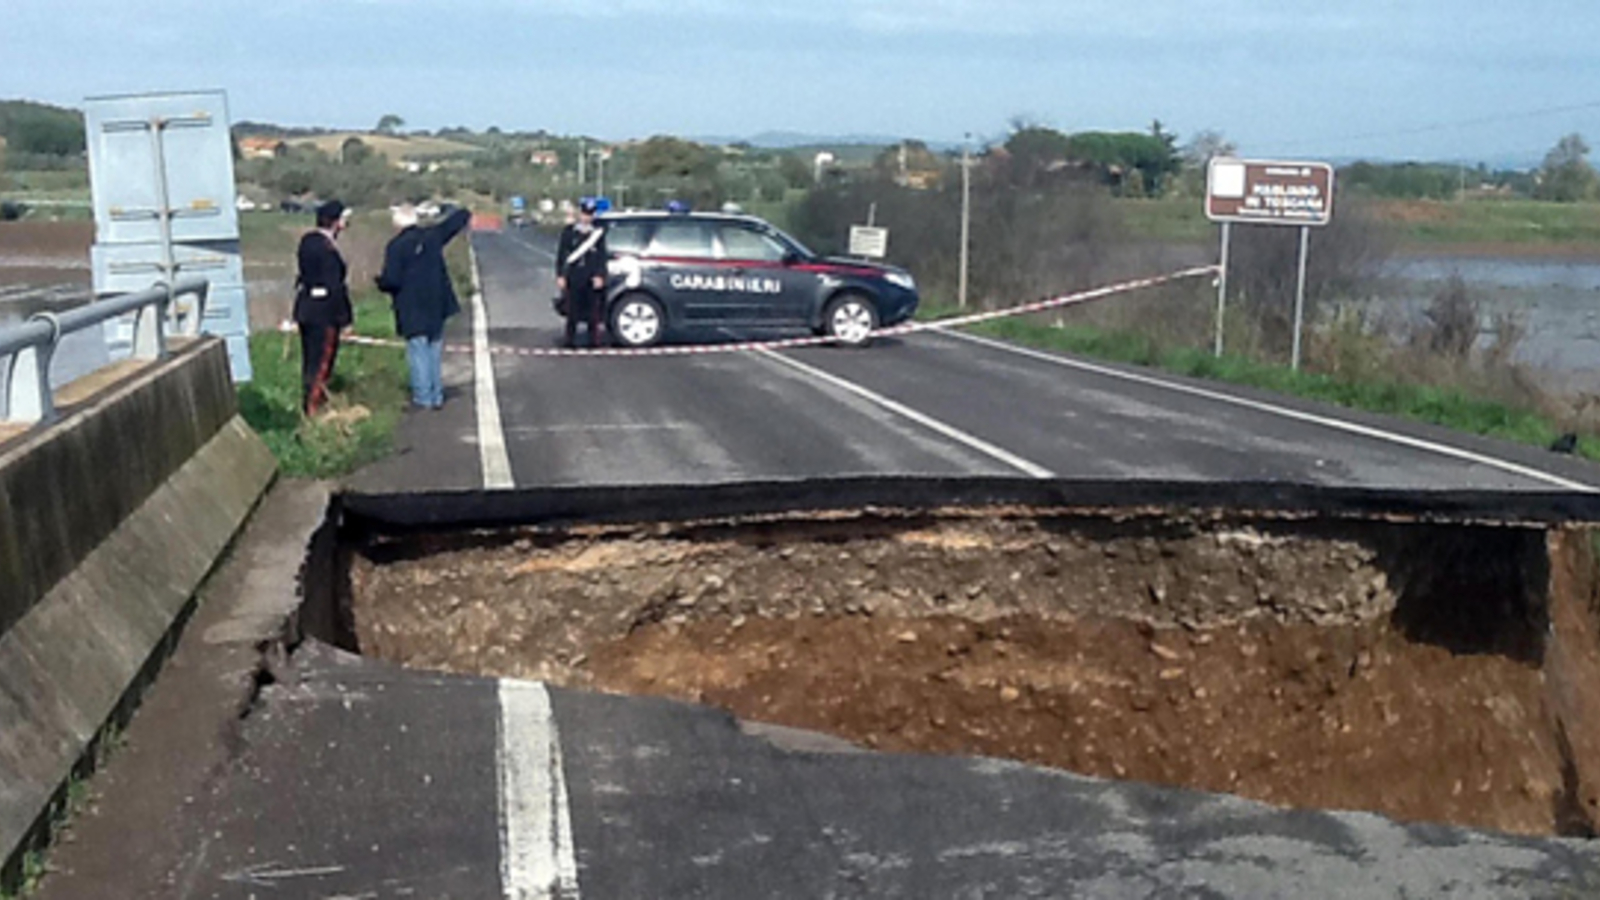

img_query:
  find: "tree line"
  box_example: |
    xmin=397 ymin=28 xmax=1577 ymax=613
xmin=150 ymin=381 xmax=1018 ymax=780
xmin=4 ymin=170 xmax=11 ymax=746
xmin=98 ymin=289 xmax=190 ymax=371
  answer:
xmin=0 ymin=100 xmax=85 ymax=171
xmin=6 ymin=96 xmax=1600 ymax=210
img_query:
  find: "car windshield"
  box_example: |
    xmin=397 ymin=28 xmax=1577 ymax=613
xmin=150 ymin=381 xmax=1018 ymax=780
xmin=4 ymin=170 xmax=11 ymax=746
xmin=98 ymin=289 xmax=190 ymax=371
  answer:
xmin=761 ymin=225 xmax=814 ymax=259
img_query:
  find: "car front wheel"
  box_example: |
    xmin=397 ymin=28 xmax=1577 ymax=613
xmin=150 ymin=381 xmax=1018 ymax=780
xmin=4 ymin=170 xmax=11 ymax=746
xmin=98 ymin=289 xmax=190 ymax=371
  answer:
xmin=610 ymin=293 xmax=665 ymax=348
xmin=823 ymin=293 xmax=879 ymax=348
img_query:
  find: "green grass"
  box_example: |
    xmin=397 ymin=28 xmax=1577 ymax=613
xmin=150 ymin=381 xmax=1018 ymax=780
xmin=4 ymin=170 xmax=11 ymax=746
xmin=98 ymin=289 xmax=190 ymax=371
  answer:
xmin=916 ymin=302 xmax=1596 ymax=462
xmin=237 ymin=210 xmax=304 ymax=258
xmin=742 ymin=188 xmax=807 ymax=233
xmin=1116 ymin=196 xmax=1214 ymax=242
xmin=1379 ymin=197 xmax=1600 ymax=246
xmin=4 ymin=169 xmax=89 ymax=193
xmin=1116 ymin=194 xmax=1600 ymax=249
xmin=237 ymin=292 xmax=410 ymax=478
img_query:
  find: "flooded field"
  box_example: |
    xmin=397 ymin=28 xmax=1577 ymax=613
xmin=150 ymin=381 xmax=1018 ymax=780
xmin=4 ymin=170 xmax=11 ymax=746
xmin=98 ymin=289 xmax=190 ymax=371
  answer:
xmin=1381 ymin=255 xmax=1600 ymax=394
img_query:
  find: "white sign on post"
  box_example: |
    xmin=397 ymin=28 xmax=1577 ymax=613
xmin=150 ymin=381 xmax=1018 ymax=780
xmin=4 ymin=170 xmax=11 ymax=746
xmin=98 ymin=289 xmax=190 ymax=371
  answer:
xmin=848 ymin=225 xmax=889 ymax=259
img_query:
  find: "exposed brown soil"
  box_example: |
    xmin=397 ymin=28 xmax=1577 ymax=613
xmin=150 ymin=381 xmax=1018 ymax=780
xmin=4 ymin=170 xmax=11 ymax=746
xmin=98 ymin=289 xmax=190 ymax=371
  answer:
xmin=587 ymin=615 xmax=1562 ymax=837
xmin=0 ymin=221 xmax=92 ymax=257
xmin=0 ymin=221 xmax=93 ymax=287
xmin=350 ymin=513 xmax=1589 ymax=838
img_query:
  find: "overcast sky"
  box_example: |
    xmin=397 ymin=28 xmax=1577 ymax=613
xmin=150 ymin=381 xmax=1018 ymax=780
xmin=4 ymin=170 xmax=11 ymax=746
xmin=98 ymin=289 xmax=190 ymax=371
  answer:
xmin=5 ymin=0 xmax=1600 ymax=165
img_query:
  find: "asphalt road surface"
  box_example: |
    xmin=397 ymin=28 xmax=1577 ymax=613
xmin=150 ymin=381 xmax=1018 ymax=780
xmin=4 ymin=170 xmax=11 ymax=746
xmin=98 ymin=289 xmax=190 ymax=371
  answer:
xmin=39 ymin=230 xmax=1600 ymax=899
xmin=462 ymin=228 xmax=1599 ymax=494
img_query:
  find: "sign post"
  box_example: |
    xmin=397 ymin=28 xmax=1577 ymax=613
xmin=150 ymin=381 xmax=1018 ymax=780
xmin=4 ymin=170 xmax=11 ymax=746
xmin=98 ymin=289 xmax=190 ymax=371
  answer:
xmin=1205 ymin=158 xmax=1335 ymax=368
xmin=1292 ymin=225 xmax=1311 ymax=370
xmin=1213 ymin=221 xmax=1230 ymax=358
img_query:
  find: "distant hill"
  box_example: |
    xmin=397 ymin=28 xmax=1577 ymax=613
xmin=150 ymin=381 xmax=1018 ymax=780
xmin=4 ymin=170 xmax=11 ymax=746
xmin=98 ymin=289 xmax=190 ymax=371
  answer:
xmin=751 ymin=131 xmax=903 ymax=149
xmin=289 ymin=132 xmax=482 ymax=160
xmin=696 ymin=131 xmax=883 ymax=149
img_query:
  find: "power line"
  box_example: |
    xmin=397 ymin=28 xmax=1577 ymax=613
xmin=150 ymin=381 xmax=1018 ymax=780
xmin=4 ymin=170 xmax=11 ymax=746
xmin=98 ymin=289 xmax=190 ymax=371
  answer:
xmin=1308 ymin=99 xmax=1600 ymax=147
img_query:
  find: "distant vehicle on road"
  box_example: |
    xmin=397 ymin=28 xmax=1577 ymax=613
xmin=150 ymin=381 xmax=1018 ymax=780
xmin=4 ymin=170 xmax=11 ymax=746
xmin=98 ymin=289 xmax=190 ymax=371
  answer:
xmin=593 ymin=210 xmax=919 ymax=348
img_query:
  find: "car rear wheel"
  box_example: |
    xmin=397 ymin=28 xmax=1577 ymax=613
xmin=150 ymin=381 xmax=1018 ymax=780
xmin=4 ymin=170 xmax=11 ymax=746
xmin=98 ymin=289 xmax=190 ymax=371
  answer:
xmin=824 ymin=293 xmax=879 ymax=347
xmin=611 ymin=293 xmax=665 ymax=348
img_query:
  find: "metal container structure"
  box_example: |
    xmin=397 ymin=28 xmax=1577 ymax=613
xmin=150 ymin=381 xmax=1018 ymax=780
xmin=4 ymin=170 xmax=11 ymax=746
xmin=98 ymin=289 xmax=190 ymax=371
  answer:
xmin=92 ymin=241 xmax=249 ymax=371
xmin=84 ymin=90 xmax=252 ymax=381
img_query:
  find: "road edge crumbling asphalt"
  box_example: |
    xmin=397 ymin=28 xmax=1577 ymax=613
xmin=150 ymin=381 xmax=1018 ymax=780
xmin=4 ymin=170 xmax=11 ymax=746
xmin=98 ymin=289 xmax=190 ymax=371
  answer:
xmin=28 ymin=480 xmax=329 ymax=900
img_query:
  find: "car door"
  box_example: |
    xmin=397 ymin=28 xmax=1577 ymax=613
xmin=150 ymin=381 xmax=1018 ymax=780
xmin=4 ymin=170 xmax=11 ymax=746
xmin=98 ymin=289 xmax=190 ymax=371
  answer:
xmin=641 ymin=219 xmax=724 ymax=324
xmin=712 ymin=222 xmax=811 ymax=325
xmin=600 ymin=218 xmax=650 ymax=299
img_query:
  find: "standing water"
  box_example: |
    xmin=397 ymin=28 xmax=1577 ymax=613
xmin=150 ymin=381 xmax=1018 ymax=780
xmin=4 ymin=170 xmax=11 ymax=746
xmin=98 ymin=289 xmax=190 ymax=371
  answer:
xmin=1378 ymin=255 xmax=1600 ymax=394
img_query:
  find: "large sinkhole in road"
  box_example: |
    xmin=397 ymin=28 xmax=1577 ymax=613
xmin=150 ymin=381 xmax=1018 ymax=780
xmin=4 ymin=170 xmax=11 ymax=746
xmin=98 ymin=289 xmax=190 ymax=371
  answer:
xmin=334 ymin=492 xmax=1600 ymax=839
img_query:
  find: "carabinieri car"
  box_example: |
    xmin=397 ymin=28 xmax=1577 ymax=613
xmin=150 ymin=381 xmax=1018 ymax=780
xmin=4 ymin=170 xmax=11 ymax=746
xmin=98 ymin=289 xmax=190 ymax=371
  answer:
xmin=593 ymin=210 xmax=919 ymax=348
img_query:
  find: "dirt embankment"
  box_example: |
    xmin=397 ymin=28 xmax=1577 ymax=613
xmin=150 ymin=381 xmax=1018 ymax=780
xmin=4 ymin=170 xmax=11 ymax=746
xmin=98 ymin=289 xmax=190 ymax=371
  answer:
xmin=350 ymin=511 xmax=1596 ymax=839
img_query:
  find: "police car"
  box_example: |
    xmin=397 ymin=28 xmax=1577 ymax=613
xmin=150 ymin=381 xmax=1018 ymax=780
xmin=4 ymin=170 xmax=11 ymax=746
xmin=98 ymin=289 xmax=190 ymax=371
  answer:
xmin=596 ymin=210 xmax=919 ymax=348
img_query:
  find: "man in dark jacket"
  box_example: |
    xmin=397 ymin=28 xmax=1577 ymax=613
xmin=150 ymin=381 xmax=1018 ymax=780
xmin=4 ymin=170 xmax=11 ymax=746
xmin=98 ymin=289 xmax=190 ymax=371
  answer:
xmin=294 ymin=199 xmax=352 ymax=415
xmin=377 ymin=203 xmax=472 ymax=409
xmin=555 ymin=198 xmax=608 ymax=348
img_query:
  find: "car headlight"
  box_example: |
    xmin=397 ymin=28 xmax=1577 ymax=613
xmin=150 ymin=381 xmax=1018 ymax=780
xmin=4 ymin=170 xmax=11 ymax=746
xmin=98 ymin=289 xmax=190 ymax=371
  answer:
xmin=885 ymin=271 xmax=916 ymax=291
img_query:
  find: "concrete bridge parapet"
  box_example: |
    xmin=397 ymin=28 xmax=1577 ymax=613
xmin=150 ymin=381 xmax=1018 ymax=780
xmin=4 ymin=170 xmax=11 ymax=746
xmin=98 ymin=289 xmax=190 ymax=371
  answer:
xmin=0 ymin=337 xmax=275 ymax=881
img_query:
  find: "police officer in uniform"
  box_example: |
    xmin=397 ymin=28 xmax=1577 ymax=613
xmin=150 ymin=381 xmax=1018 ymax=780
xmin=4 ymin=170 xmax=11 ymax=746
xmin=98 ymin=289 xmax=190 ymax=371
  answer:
xmin=556 ymin=198 xmax=609 ymax=348
xmin=294 ymin=199 xmax=352 ymax=415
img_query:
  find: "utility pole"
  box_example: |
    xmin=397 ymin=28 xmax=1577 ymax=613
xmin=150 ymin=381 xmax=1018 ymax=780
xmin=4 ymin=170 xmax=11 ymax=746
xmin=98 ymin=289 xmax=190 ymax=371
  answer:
xmin=959 ymin=133 xmax=972 ymax=310
xmin=578 ymin=138 xmax=586 ymax=188
xmin=595 ymin=150 xmax=606 ymax=200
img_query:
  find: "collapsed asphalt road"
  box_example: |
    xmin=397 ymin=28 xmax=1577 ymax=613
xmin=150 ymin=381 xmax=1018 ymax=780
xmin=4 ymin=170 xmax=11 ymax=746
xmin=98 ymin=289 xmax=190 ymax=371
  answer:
xmin=32 ymin=229 xmax=1600 ymax=898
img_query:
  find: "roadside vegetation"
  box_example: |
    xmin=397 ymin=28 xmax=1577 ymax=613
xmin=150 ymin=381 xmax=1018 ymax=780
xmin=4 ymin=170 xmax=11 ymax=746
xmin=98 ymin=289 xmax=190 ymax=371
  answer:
xmin=236 ymin=292 xmax=411 ymax=478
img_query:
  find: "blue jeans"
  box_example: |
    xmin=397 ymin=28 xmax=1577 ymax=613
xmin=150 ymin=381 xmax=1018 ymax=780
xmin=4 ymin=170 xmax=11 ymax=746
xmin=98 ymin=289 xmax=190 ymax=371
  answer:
xmin=406 ymin=333 xmax=444 ymax=407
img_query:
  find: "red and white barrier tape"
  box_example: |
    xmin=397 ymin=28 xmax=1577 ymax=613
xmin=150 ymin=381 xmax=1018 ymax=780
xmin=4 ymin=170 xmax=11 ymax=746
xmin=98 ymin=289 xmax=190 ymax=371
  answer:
xmin=280 ymin=265 xmax=1219 ymax=359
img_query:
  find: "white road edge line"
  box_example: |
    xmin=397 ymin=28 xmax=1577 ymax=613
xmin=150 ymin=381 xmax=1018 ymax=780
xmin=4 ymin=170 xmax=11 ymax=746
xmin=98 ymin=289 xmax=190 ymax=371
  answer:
xmin=755 ymin=347 xmax=1054 ymax=479
xmin=497 ymin=679 xmax=580 ymax=900
xmin=471 ymin=239 xmax=516 ymax=489
xmin=939 ymin=328 xmax=1599 ymax=493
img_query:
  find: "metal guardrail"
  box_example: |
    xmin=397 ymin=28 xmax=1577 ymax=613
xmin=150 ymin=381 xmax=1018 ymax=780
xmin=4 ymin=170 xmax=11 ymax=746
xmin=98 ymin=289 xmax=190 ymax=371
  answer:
xmin=1 ymin=277 xmax=209 ymax=424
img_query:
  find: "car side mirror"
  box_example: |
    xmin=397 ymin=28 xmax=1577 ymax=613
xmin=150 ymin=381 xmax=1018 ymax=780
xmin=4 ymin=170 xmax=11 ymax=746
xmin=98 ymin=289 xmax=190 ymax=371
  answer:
xmin=782 ymin=250 xmax=802 ymax=266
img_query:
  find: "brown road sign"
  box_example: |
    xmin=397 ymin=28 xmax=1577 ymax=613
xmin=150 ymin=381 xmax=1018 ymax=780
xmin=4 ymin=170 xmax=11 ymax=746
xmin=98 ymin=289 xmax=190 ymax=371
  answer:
xmin=1206 ymin=159 xmax=1335 ymax=227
